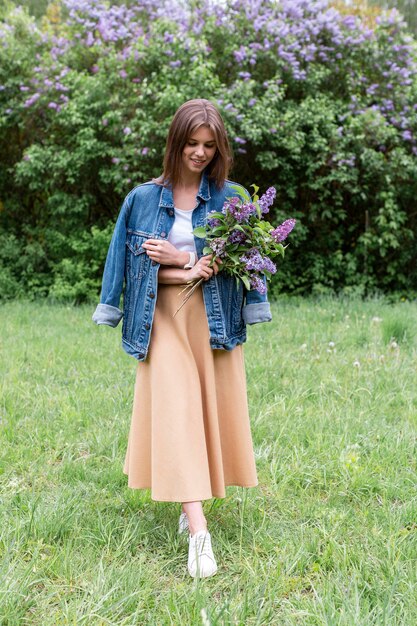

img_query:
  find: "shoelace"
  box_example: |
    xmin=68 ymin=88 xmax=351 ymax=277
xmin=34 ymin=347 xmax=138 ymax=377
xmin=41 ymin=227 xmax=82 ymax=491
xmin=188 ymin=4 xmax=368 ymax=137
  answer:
xmin=190 ymin=533 xmax=214 ymax=561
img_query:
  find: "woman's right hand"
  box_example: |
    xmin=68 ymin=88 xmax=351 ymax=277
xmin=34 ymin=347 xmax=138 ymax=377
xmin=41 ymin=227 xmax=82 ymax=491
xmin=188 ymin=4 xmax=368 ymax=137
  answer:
xmin=186 ymin=255 xmax=222 ymax=282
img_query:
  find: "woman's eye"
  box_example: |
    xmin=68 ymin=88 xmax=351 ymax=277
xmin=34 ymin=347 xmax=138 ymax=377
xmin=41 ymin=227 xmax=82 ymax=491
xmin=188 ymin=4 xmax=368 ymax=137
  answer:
xmin=187 ymin=142 xmax=215 ymax=147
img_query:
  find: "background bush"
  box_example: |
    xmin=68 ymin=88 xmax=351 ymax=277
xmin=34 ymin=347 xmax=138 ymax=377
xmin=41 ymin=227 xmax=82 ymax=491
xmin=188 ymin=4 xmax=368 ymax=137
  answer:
xmin=1 ymin=0 xmax=417 ymax=301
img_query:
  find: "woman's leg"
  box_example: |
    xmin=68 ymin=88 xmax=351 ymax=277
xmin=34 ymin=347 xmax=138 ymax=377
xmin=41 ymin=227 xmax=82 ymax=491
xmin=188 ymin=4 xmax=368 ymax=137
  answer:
xmin=181 ymin=501 xmax=207 ymax=535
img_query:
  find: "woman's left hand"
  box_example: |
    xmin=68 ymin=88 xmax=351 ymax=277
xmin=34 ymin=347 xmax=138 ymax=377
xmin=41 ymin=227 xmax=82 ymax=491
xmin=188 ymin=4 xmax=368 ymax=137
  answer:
xmin=142 ymin=239 xmax=187 ymax=266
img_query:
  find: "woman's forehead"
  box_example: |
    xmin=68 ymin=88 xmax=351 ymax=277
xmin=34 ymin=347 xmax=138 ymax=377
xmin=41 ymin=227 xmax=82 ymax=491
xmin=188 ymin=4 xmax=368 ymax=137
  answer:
xmin=188 ymin=126 xmax=216 ymax=142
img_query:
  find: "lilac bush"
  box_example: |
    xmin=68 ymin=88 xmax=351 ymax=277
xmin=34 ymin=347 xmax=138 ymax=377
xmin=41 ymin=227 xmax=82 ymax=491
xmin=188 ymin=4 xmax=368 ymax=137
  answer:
xmin=0 ymin=0 xmax=416 ymax=299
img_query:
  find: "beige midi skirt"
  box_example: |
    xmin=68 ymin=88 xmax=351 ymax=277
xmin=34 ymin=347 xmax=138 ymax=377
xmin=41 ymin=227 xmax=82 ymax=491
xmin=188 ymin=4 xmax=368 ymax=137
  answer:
xmin=122 ymin=282 xmax=258 ymax=502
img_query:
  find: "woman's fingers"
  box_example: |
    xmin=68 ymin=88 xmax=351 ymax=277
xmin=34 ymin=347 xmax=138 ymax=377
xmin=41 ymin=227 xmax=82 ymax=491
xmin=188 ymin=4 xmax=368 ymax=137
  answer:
xmin=194 ymin=259 xmax=213 ymax=280
xmin=142 ymin=240 xmax=158 ymax=251
xmin=143 ymin=239 xmax=181 ymax=265
xmin=212 ymin=260 xmax=222 ymax=274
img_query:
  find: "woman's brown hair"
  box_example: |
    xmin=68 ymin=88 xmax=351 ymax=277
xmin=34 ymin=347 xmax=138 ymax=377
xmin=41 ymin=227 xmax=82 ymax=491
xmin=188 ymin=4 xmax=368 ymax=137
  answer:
xmin=159 ymin=99 xmax=233 ymax=189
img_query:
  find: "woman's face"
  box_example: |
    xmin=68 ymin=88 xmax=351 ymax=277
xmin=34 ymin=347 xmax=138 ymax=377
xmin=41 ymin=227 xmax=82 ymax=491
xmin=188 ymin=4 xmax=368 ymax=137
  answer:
xmin=181 ymin=126 xmax=217 ymax=178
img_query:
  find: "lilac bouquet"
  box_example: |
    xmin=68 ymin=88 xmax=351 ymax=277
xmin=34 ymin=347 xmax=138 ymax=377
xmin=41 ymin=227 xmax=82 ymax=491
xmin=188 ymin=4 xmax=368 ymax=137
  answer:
xmin=174 ymin=184 xmax=296 ymax=315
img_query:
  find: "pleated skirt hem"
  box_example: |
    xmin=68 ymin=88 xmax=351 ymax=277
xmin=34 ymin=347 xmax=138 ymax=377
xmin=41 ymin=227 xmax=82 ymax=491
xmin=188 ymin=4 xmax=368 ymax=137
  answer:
xmin=120 ymin=477 xmax=259 ymax=502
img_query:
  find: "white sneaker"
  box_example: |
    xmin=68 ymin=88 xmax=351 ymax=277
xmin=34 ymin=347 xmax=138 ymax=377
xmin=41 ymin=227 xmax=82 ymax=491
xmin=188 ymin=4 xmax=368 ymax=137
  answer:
xmin=178 ymin=512 xmax=189 ymax=535
xmin=187 ymin=530 xmax=218 ymax=578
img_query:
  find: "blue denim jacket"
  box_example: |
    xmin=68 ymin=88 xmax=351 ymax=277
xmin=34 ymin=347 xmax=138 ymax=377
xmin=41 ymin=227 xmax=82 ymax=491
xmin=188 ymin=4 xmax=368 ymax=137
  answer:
xmin=92 ymin=171 xmax=272 ymax=360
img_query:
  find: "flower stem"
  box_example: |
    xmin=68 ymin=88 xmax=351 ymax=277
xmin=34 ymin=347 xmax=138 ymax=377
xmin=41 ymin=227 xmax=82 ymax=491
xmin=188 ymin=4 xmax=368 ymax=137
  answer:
xmin=173 ymin=277 xmax=204 ymax=317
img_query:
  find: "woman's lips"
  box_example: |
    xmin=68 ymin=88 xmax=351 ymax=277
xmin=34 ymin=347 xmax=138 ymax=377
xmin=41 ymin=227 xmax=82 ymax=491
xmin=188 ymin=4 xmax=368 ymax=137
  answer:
xmin=191 ymin=159 xmax=206 ymax=166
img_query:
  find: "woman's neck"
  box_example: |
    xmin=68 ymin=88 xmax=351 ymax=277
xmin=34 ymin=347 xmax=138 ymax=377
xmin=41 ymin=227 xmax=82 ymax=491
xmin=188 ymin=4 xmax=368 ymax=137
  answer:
xmin=173 ymin=172 xmax=202 ymax=210
xmin=176 ymin=170 xmax=201 ymax=192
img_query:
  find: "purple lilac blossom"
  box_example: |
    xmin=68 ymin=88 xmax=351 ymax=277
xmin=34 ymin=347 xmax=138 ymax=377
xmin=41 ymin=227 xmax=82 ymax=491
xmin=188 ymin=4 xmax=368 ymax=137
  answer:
xmin=240 ymin=248 xmax=277 ymax=274
xmin=249 ymin=275 xmax=267 ymax=294
xmin=210 ymin=238 xmax=227 ymax=258
xmin=207 ymin=211 xmax=221 ymax=227
xmin=228 ymin=229 xmax=247 ymax=244
xmin=262 ymin=257 xmax=277 ymax=274
xmin=223 ymin=199 xmax=257 ymax=223
xmin=240 ymin=248 xmax=264 ymax=272
xmin=270 ymin=219 xmax=296 ymax=243
xmin=258 ymin=187 xmax=277 ymax=214
xmin=24 ymin=93 xmax=40 ymax=107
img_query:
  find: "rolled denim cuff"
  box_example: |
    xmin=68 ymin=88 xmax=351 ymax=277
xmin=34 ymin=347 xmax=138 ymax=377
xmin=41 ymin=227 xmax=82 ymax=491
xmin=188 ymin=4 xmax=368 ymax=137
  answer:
xmin=92 ymin=303 xmax=123 ymax=327
xmin=242 ymin=302 xmax=272 ymax=325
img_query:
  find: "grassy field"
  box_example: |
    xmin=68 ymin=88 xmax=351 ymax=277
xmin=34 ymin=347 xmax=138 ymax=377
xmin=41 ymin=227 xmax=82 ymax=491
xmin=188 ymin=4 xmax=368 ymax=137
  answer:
xmin=1 ymin=297 xmax=416 ymax=625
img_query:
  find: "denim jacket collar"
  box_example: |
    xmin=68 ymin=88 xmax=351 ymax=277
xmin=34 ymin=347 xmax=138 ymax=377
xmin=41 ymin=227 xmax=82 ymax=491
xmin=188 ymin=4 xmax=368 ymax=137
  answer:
xmin=159 ymin=170 xmax=211 ymax=209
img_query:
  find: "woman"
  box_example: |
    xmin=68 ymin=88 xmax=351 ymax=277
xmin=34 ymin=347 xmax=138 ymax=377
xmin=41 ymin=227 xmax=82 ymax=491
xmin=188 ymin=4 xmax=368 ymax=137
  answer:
xmin=92 ymin=99 xmax=272 ymax=578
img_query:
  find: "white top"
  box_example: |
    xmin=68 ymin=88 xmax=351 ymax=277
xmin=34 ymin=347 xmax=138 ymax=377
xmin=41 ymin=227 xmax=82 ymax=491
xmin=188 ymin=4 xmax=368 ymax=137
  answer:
xmin=167 ymin=207 xmax=196 ymax=253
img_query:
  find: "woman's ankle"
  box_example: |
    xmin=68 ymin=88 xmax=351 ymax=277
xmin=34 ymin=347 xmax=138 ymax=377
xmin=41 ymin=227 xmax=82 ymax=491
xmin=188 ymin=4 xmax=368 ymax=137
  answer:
xmin=189 ymin=519 xmax=207 ymax=536
xmin=181 ymin=501 xmax=207 ymax=535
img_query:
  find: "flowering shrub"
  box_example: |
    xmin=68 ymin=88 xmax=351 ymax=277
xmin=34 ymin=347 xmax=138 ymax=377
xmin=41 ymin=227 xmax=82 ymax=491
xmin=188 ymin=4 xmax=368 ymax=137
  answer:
xmin=0 ymin=0 xmax=417 ymax=300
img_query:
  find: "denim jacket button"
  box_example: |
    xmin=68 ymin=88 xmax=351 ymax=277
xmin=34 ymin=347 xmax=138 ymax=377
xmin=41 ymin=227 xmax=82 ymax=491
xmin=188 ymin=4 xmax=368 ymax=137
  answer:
xmin=168 ymin=210 xmax=174 ymax=216
xmin=160 ymin=231 xmax=166 ymax=238
xmin=145 ymin=323 xmax=150 ymax=330
xmin=149 ymin=292 xmax=155 ymax=298
xmin=151 ymin=260 xmax=157 ymax=266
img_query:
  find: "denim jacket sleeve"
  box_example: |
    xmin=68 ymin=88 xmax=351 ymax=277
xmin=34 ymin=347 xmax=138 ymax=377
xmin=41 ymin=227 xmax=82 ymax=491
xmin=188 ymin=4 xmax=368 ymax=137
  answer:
xmin=92 ymin=193 xmax=132 ymax=327
xmin=242 ymin=274 xmax=272 ymax=325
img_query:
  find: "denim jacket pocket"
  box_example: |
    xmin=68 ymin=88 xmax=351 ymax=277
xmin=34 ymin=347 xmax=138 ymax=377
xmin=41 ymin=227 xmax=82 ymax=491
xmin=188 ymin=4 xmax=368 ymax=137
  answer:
xmin=126 ymin=234 xmax=148 ymax=279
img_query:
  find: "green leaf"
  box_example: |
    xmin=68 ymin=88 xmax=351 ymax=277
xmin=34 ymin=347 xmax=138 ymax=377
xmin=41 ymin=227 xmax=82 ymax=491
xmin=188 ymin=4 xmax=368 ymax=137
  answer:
xmin=275 ymin=243 xmax=285 ymax=257
xmin=228 ymin=184 xmax=251 ymax=202
xmin=211 ymin=226 xmax=227 ymax=235
xmin=203 ymin=246 xmax=212 ymax=255
xmin=240 ymin=274 xmax=251 ymax=290
xmin=193 ymin=226 xmax=208 ymax=238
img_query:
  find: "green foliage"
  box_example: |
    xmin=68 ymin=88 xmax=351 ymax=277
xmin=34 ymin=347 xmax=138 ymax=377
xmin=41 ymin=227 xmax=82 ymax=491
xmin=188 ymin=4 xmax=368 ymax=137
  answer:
xmin=50 ymin=223 xmax=115 ymax=303
xmin=0 ymin=1 xmax=417 ymax=300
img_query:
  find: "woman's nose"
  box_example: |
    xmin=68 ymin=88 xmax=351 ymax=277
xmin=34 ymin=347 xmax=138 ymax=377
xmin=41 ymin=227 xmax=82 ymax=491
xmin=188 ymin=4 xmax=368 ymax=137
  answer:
xmin=194 ymin=144 xmax=204 ymax=155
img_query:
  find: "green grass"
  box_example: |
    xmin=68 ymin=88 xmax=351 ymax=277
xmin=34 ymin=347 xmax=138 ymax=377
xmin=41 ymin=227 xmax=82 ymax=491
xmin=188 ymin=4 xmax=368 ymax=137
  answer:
xmin=1 ymin=297 xmax=417 ymax=625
